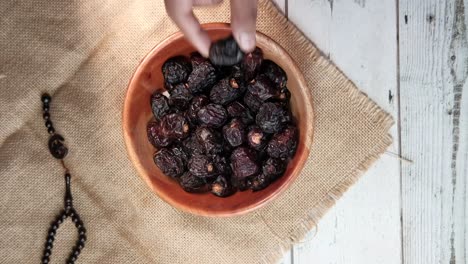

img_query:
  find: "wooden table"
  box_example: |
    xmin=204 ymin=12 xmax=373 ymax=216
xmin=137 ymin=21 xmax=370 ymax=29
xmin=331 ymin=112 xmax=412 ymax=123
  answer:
xmin=272 ymin=0 xmax=468 ymax=263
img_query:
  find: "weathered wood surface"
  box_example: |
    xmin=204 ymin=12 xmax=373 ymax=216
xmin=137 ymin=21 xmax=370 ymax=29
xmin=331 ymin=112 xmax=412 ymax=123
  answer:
xmin=277 ymin=0 xmax=467 ymax=263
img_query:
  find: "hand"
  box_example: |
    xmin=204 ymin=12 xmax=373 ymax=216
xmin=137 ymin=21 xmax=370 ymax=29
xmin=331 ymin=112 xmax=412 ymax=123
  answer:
xmin=165 ymin=0 xmax=258 ymax=57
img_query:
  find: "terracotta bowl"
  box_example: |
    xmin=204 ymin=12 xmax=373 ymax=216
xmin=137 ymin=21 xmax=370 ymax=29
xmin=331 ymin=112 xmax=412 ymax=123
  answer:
xmin=123 ymin=23 xmax=314 ymax=217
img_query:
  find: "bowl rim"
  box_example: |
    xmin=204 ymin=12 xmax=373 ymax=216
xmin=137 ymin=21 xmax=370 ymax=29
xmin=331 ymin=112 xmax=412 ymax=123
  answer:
xmin=123 ymin=23 xmax=315 ymax=217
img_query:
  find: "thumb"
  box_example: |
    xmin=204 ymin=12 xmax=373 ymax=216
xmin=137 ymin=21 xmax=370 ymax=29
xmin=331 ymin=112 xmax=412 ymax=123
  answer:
xmin=230 ymin=0 xmax=258 ymax=53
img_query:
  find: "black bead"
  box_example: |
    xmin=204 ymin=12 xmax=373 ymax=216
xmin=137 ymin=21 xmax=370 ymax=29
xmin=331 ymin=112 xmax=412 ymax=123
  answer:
xmin=78 ymin=226 xmax=86 ymax=233
xmin=69 ymin=255 xmax=77 ymax=262
xmin=51 ymin=223 xmax=58 ymax=230
xmin=75 ymin=221 xmax=83 ymax=229
xmin=43 ymin=249 xmax=51 ymax=257
xmin=48 ymin=230 xmax=56 ymax=237
xmin=60 ymin=210 xmax=67 ymax=219
xmin=45 ymin=120 xmax=53 ymax=129
xmin=46 ymin=235 xmax=54 ymax=244
xmin=73 ymin=248 xmax=80 ymax=256
xmin=77 ymin=241 xmax=85 ymax=250
xmin=78 ymin=229 xmax=86 ymax=236
xmin=43 ymin=112 xmax=50 ymax=120
xmin=67 ymin=209 xmax=75 ymax=218
xmin=42 ymin=256 xmax=50 ymax=264
xmin=43 ymin=105 xmax=49 ymax=112
xmin=67 ymin=262 xmax=75 ymax=264
xmin=41 ymin=94 xmax=51 ymax=104
xmin=72 ymin=217 xmax=79 ymax=224
xmin=79 ymin=234 xmax=87 ymax=243
xmin=48 ymin=127 xmax=55 ymax=134
xmin=45 ymin=243 xmax=53 ymax=250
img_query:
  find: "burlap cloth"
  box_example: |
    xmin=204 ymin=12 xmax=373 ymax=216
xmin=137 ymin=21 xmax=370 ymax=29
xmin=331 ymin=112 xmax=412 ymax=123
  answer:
xmin=0 ymin=0 xmax=393 ymax=263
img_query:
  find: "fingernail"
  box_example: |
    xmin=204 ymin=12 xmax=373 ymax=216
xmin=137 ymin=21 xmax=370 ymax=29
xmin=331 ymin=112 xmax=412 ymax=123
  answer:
xmin=238 ymin=32 xmax=255 ymax=52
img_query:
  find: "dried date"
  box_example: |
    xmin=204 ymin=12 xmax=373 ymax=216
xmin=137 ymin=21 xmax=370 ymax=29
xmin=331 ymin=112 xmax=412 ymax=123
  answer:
xmin=212 ymin=154 xmax=231 ymax=175
xmin=256 ymin=102 xmax=291 ymax=133
xmin=209 ymin=36 xmax=244 ymax=66
xmin=247 ymin=125 xmax=269 ymax=151
xmin=150 ymin=92 xmax=170 ymax=120
xmin=154 ymin=148 xmax=185 ymax=178
xmin=222 ymin=118 xmax=246 ymax=147
xmin=247 ymin=75 xmax=278 ymax=101
xmin=160 ymin=113 xmax=190 ymax=140
xmin=242 ymin=47 xmax=263 ymax=82
xmin=187 ymin=58 xmax=217 ymax=94
xmin=195 ymin=126 xmax=223 ymax=154
xmin=226 ymin=101 xmax=254 ymax=125
xmin=248 ymin=174 xmax=270 ymax=191
xmin=182 ymin=134 xmax=204 ymax=156
xmin=210 ymin=78 xmax=242 ymax=105
xmin=179 ymin=172 xmax=210 ymax=193
xmin=243 ymin=91 xmax=263 ymax=113
xmin=189 ymin=154 xmax=217 ymax=178
xmin=187 ymin=95 xmax=209 ymax=125
xmin=262 ymin=158 xmax=286 ymax=178
xmin=197 ymin=103 xmax=228 ymax=128
xmin=169 ymin=83 xmax=193 ymax=111
xmin=230 ymin=147 xmax=259 ymax=179
xmin=211 ymin=175 xmax=235 ymax=197
xmin=147 ymin=121 xmax=172 ymax=148
xmin=266 ymin=125 xmax=298 ymax=159
xmin=162 ymin=56 xmax=192 ymax=85
xmin=261 ymin=59 xmax=287 ymax=89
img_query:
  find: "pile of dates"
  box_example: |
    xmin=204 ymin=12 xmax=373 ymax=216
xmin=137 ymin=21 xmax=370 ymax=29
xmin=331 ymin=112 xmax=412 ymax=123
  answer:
xmin=147 ymin=37 xmax=298 ymax=197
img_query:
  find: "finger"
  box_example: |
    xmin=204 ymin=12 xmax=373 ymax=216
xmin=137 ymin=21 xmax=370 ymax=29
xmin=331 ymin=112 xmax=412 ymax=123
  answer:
xmin=193 ymin=0 xmax=223 ymax=6
xmin=165 ymin=0 xmax=211 ymax=57
xmin=230 ymin=0 xmax=258 ymax=53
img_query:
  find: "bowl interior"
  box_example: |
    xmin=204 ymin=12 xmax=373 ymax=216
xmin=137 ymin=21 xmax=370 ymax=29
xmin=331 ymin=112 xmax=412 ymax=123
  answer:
xmin=123 ymin=23 xmax=313 ymax=217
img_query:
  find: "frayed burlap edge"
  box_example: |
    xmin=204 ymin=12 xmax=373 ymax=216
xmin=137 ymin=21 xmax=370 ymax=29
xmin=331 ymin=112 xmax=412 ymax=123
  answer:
xmin=258 ymin=1 xmax=395 ymax=263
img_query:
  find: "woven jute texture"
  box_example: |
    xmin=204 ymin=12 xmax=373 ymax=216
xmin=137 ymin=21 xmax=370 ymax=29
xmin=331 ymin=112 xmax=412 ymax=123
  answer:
xmin=0 ymin=0 xmax=393 ymax=263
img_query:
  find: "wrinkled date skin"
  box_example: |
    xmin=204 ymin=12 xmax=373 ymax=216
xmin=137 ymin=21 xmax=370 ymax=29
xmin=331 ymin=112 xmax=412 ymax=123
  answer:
xmin=197 ymin=103 xmax=228 ymax=128
xmin=182 ymin=134 xmax=204 ymax=157
xmin=147 ymin=121 xmax=172 ymax=148
xmin=179 ymin=172 xmax=210 ymax=193
xmin=162 ymin=56 xmax=192 ymax=85
xmin=187 ymin=95 xmax=209 ymax=125
xmin=248 ymin=174 xmax=271 ymax=191
xmin=243 ymin=91 xmax=263 ymax=113
xmin=211 ymin=175 xmax=235 ymax=197
xmin=169 ymin=83 xmax=193 ymax=111
xmin=188 ymin=154 xmax=217 ymax=178
xmin=212 ymin=154 xmax=231 ymax=175
xmin=195 ymin=126 xmax=223 ymax=155
xmin=242 ymin=47 xmax=263 ymax=82
xmin=154 ymin=148 xmax=185 ymax=178
xmin=150 ymin=92 xmax=170 ymax=120
xmin=261 ymin=60 xmax=287 ymax=89
xmin=247 ymin=75 xmax=278 ymax=101
xmin=223 ymin=118 xmax=246 ymax=147
xmin=210 ymin=77 xmax=242 ymax=105
xmin=148 ymin=46 xmax=299 ymax=196
xmin=187 ymin=56 xmax=218 ymax=94
xmin=267 ymin=125 xmax=298 ymax=159
xmin=256 ymin=102 xmax=291 ymax=134
xmin=262 ymin=158 xmax=286 ymax=178
xmin=226 ymin=101 xmax=254 ymax=125
xmin=209 ymin=36 xmax=244 ymax=66
xmin=160 ymin=113 xmax=190 ymax=140
xmin=247 ymin=125 xmax=269 ymax=151
xmin=230 ymin=147 xmax=260 ymax=179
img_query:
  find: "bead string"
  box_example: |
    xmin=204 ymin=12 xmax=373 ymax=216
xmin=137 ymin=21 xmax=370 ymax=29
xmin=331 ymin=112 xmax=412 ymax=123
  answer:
xmin=41 ymin=94 xmax=86 ymax=264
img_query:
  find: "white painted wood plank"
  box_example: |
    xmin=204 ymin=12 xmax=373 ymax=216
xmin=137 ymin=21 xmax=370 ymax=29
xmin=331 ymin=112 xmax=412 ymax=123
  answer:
xmin=288 ymin=0 xmax=401 ymax=263
xmin=399 ymin=0 xmax=468 ymax=263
